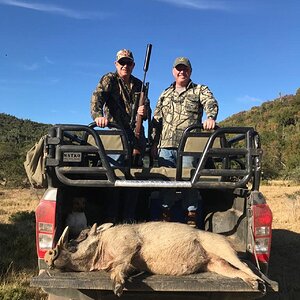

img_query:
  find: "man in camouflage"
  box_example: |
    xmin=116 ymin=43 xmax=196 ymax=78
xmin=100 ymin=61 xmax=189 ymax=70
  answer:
xmin=90 ymin=49 xmax=147 ymax=223
xmin=90 ymin=49 xmax=146 ymax=153
xmin=152 ymin=57 xmax=218 ymax=159
xmin=151 ymin=57 xmax=219 ymax=227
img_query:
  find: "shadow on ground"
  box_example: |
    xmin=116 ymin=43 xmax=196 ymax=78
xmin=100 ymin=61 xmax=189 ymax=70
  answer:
xmin=261 ymin=229 xmax=300 ymax=300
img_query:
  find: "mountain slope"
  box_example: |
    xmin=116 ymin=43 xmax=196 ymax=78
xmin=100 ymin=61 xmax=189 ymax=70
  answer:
xmin=0 ymin=113 xmax=52 ymax=186
xmin=220 ymin=88 xmax=300 ymax=179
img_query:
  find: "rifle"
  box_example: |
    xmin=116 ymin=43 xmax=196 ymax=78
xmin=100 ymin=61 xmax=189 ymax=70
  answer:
xmin=132 ymin=44 xmax=152 ymax=165
xmin=134 ymin=82 xmax=149 ymax=139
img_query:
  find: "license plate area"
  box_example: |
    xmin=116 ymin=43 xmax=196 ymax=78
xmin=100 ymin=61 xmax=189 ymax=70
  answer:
xmin=63 ymin=152 xmax=82 ymax=162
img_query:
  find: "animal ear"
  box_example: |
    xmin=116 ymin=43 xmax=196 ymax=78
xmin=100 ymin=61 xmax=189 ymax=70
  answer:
xmin=88 ymin=223 xmax=98 ymax=236
xmin=57 ymin=226 xmax=69 ymax=247
xmin=97 ymin=223 xmax=114 ymax=233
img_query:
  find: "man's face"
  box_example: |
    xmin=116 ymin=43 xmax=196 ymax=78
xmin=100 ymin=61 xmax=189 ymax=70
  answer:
xmin=115 ymin=58 xmax=135 ymax=79
xmin=172 ymin=64 xmax=191 ymax=86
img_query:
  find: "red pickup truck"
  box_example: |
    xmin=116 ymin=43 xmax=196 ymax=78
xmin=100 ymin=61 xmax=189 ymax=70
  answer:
xmin=31 ymin=123 xmax=278 ymax=299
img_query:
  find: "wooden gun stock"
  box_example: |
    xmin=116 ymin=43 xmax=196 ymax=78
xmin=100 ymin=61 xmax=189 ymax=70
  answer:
xmin=134 ymin=91 xmax=145 ymax=140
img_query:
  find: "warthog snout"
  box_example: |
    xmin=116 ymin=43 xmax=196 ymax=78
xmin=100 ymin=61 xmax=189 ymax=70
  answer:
xmin=44 ymin=247 xmax=59 ymax=268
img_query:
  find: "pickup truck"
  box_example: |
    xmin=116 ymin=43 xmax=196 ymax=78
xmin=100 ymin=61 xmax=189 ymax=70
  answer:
xmin=30 ymin=123 xmax=278 ymax=299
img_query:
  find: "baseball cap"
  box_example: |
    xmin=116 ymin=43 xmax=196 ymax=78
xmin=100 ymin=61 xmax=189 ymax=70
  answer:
xmin=173 ymin=57 xmax=192 ymax=69
xmin=116 ymin=49 xmax=134 ymax=62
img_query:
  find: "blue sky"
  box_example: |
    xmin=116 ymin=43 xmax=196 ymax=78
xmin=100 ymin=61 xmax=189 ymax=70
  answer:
xmin=0 ymin=0 xmax=299 ymax=126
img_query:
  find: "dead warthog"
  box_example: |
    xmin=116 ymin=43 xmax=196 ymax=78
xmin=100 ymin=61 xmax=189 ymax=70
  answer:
xmin=44 ymin=222 xmax=262 ymax=297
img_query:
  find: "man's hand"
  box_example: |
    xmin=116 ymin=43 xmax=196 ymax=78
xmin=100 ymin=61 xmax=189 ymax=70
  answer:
xmin=203 ymin=118 xmax=216 ymax=130
xmin=137 ymin=105 xmax=147 ymax=117
xmin=94 ymin=117 xmax=108 ymax=128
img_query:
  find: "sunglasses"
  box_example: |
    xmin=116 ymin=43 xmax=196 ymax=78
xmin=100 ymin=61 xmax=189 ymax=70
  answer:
xmin=118 ymin=59 xmax=133 ymax=66
xmin=175 ymin=65 xmax=190 ymax=71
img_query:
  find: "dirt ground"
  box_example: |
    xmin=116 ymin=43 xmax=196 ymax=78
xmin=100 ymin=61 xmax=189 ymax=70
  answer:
xmin=0 ymin=184 xmax=299 ymax=299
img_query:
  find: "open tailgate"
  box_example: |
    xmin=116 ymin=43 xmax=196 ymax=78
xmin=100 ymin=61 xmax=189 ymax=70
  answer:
xmin=31 ymin=270 xmax=278 ymax=299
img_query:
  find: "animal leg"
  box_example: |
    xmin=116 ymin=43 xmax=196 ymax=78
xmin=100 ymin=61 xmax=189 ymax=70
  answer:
xmin=110 ymin=249 xmax=139 ymax=297
xmin=110 ymin=265 xmax=126 ymax=297
xmin=206 ymin=255 xmax=259 ymax=288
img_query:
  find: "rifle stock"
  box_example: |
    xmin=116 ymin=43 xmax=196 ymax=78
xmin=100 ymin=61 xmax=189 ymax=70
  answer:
xmin=134 ymin=91 xmax=145 ymax=140
xmin=134 ymin=81 xmax=149 ymax=139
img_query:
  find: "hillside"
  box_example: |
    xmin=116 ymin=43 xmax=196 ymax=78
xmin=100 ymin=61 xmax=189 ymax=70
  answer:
xmin=0 ymin=113 xmax=52 ymax=186
xmin=220 ymin=88 xmax=300 ymax=180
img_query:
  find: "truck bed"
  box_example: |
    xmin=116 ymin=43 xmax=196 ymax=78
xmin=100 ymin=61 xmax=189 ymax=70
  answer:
xmin=31 ymin=124 xmax=279 ymax=299
xmin=31 ymin=269 xmax=278 ymax=300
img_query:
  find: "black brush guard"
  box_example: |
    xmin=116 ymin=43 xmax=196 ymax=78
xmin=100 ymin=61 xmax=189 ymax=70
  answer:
xmin=45 ymin=123 xmax=263 ymax=190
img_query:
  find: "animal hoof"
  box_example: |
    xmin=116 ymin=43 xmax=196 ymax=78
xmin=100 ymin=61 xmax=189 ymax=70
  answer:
xmin=113 ymin=283 xmax=124 ymax=297
xmin=247 ymin=278 xmax=259 ymax=289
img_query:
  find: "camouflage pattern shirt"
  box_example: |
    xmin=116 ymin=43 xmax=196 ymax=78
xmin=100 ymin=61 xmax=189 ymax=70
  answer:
xmin=152 ymin=80 xmax=219 ymax=148
xmin=90 ymin=72 xmax=143 ymax=129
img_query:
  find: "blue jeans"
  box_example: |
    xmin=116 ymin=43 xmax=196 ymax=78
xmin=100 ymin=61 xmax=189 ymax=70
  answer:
xmin=104 ymin=128 xmax=146 ymax=222
xmin=107 ymin=126 xmax=147 ymax=167
xmin=108 ymin=154 xmax=124 ymax=167
xmin=105 ymin=154 xmax=139 ymax=222
xmin=158 ymin=148 xmax=196 ymax=168
xmin=157 ymin=148 xmax=201 ymax=212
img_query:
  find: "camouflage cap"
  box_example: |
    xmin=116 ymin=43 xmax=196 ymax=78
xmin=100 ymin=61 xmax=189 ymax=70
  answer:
xmin=116 ymin=49 xmax=134 ymax=62
xmin=173 ymin=57 xmax=192 ymax=69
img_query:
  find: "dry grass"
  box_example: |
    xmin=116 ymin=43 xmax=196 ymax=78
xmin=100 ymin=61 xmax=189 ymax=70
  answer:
xmin=0 ymin=188 xmax=41 ymax=224
xmin=0 ymin=188 xmax=47 ymax=300
xmin=260 ymin=184 xmax=300 ymax=232
xmin=0 ymin=185 xmax=299 ymax=299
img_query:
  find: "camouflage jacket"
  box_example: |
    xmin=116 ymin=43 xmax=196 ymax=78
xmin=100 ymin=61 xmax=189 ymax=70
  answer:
xmin=90 ymin=72 xmax=143 ymax=130
xmin=152 ymin=80 xmax=219 ymax=148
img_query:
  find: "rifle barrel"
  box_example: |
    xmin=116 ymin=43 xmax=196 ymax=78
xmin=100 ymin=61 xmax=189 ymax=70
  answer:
xmin=143 ymin=44 xmax=152 ymax=73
